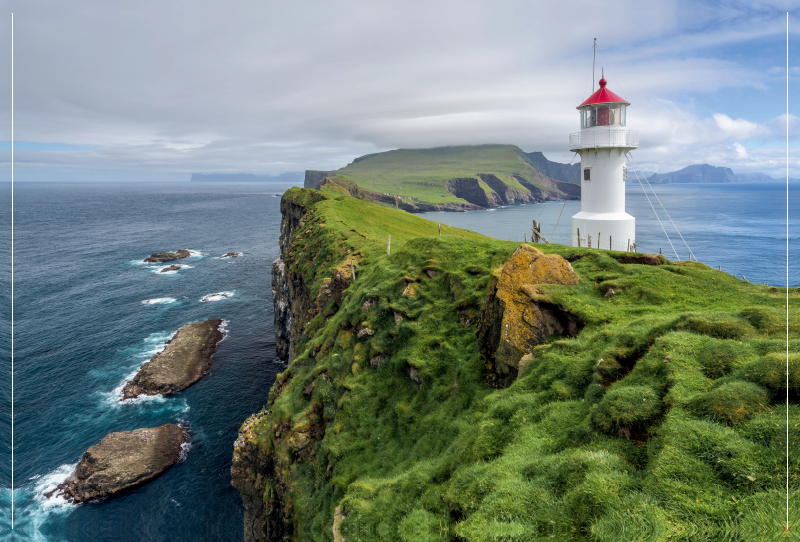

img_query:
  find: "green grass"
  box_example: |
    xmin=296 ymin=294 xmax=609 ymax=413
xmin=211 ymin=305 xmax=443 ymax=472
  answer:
xmin=244 ymin=187 xmax=800 ymax=541
xmin=329 ymin=144 xmax=553 ymax=204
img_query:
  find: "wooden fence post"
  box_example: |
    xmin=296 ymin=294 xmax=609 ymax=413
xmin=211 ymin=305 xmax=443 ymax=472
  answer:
xmin=351 ymin=260 xmax=355 ymax=281
xmin=577 ymin=228 xmax=581 ymax=248
xmin=532 ymin=220 xmax=541 ymax=243
xmin=588 ymin=234 xmax=591 ymax=248
xmin=387 ymin=235 xmax=391 ymax=255
xmin=609 ymin=235 xmax=612 ymax=250
xmin=438 ymin=224 xmax=441 ymax=235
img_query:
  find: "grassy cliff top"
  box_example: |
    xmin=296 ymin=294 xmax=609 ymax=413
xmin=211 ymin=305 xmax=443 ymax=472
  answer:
xmin=243 ymin=187 xmax=799 ymax=541
xmin=317 ymin=144 xmax=555 ymax=204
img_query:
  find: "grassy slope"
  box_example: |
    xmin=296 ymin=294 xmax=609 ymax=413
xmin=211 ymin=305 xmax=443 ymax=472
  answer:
xmin=248 ymin=187 xmax=800 ymax=541
xmin=330 ymin=145 xmax=551 ymax=204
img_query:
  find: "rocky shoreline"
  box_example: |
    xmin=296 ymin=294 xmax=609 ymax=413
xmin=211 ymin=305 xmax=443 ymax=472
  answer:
xmin=122 ymin=319 xmax=224 ymax=400
xmin=46 ymin=424 xmax=187 ymax=503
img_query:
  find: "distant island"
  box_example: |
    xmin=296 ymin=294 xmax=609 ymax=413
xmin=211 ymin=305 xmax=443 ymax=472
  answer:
xmin=190 ymin=172 xmax=304 ymax=183
xmin=646 ymin=164 xmax=789 ymax=184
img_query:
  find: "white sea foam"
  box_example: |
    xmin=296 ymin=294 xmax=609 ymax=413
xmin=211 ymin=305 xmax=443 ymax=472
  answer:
xmin=1 ymin=463 xmax=82 ymax=541
xmin=187 ymin=249 xmax=202 ymax=257
xmin=215 ymin=252 xmax=243 ymax=259
xmin=141 ymin=297 xmax=177 ymax=305
xmin=35 ymin=464 xmax=77 ymax=507
xmin=151 ymin=264 xmax=193 ymax=275
xmin=218 ymin=319 xmax=230 ymax=338
xmin=179 ymin=440 xmax=192 ymax=462
xmin=200 ymin=291 xmax=234 ymax=302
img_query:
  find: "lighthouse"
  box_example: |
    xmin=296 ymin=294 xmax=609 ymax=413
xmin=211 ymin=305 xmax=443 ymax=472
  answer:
xmin=570 ymin=76 xmax=638 ymax=251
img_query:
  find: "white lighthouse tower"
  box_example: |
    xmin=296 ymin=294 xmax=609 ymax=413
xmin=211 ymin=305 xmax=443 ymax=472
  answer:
xmin=570 ymin=76 xmax=638 ymax=251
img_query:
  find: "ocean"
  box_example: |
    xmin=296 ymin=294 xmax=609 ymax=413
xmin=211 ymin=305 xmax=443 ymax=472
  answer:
xmin=0 ymin=182 xmax=293 ymax=541
xmin=0 ymin=179 xmax=796 ymax=541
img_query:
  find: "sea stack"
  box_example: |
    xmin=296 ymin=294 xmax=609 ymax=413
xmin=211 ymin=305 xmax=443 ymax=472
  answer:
xmin=121 ymin=319 xmax=224 ymax=400
xmin=144 ymin=249 xmax=191 ymax=263
xmin=45 ymin=424 xmax=187 ymax=503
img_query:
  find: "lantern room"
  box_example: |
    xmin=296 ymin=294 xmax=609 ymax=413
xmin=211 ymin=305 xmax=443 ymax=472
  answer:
xmin=577 ymin=77 xmax=630 ymax=128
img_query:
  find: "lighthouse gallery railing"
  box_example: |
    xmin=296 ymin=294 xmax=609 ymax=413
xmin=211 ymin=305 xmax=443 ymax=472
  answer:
xmin=569 ymin=129 xmax=638 ymax=150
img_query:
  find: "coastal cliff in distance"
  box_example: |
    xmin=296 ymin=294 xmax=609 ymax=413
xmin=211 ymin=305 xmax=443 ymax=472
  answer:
xmin=232 ymin=186 xmax=798 ymax=541
xmin=304 ymin=144 xmax=579 ymax=212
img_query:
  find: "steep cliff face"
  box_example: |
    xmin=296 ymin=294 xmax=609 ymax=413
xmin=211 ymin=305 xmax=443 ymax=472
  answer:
xmin=231 ymin=425 xmax=293 ymax=542
xmin=445 ymin=177 xmax=495 ymax=208
xmin=272 ymin=191 xmax=328 ymax=363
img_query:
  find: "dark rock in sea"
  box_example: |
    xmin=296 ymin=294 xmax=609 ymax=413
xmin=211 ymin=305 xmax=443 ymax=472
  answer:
xmin=222 ymin=252 xmax=241 ymax=258
xmin=160 ymin=265 xmax=182 ymax=273
xmin=144 ymin=249 xmax=191 ymax=263
xmin=45 ymin=424 xmax=187 ymax=503
xmin=121 ymin=319 xmax=224 ymax=400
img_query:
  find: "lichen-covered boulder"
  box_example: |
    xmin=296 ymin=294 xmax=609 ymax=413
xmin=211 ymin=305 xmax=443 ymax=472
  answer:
xmin=476 ymin=245 xmax=580 ymax=385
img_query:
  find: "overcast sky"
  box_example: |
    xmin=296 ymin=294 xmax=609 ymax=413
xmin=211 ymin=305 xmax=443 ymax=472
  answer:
xmin=0 ymin=0 xmax=798 ymax=181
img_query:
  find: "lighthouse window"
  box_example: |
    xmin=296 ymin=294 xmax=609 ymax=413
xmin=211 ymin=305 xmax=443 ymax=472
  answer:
xmin=583 ymin=168 xmax=591 ymax=181
xmin=581 ymin=107 xmax=596 ymax=129
xmin=582 ymin=104 xmax=626 ymax=128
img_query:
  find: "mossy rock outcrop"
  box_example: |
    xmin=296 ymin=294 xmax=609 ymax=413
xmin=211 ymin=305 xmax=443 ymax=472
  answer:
xmin=476 ymin=244 xmax=581 ymax=385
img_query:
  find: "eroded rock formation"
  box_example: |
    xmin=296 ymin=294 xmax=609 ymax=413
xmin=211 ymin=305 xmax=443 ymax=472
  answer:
xmin=476 ymin=245 xmax=581 ymax=385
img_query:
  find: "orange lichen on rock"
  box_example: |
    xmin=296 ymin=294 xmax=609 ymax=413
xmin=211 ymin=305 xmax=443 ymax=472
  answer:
xmin=477 ymin=245 xmax=580 ymax=385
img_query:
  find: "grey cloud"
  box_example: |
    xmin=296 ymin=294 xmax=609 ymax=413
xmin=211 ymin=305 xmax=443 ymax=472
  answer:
xmin=0 ymin=0 xmax=796 ymax=178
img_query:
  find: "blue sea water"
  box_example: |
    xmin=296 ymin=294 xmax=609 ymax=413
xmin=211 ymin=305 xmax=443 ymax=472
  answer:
xmin=0 ymin=182 xmax=294 ymax=541
xmin=423 ymin=181 xmax=800 ymax=286
xmin=0 ymin=179 xmax=796 ymax=541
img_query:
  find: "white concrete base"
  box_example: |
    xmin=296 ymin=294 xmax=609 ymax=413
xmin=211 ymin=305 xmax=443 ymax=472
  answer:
xmin=571 ymin=212 xmax=635 ymax=251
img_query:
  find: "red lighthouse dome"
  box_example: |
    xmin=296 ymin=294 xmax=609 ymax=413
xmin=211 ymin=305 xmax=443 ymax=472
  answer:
xmin=578 ymin=78 xmax=630 ymax=109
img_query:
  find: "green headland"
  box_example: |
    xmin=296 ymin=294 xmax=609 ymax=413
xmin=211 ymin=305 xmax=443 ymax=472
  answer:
xmin=232 ymin=185 xmax=799 ymax=541
xmin=304 ymin=144 xmax=579 ymax=211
